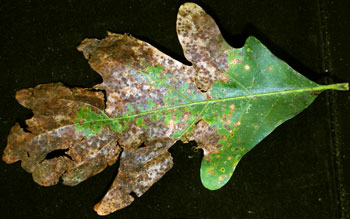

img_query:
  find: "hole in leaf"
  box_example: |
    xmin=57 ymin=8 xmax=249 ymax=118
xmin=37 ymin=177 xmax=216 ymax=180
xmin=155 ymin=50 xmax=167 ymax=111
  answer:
xmin=45 ymin=148 xmax=72 ymax=160
xmin=130 ymin=191 xmax=138 ymax=199
xmin=198 ymin=87 xmax=208 ymax=93
xmin=138 ymin=142 xmax=146 ymax=149
xmin=100 ymin=89 xmax=108 ymax=109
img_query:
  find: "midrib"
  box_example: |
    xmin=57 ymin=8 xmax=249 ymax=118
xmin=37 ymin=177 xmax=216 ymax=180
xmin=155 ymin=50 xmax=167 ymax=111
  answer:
xmin=94 ymin=82 xmax=348 ymax=122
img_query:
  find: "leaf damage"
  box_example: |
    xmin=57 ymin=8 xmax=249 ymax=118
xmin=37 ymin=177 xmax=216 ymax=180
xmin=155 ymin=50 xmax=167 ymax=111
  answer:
xmin=2 ymin=2 xmax=348 ymax=216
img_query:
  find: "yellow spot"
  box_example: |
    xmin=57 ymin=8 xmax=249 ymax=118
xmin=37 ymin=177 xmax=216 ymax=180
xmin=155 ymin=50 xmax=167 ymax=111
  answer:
xmin=254 ymin=125 xmax=258 ymax=129
xmin=220 ymin=167 xmax=225 ymax=172
xmin=234 ymin=120 xmax=241 ymax=127
xmin=244 ymin=65 xmax=250 ymax=70
xmin=232 ymin=58 xmax=239 ymax=64
xmin=247 ymin=48 xmax=251 ymax=52
xmin=167 ymin=120 xmax=176 ymax=129
xmin=240 ymin=146 xmax=245 ymax=151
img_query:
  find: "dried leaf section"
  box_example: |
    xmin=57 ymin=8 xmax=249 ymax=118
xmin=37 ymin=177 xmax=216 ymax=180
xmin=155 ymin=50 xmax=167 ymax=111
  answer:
xmin=3 ymin=83 xmax=121 ymax=187
xmin=3 ymin=2 xmax=348 ymax=216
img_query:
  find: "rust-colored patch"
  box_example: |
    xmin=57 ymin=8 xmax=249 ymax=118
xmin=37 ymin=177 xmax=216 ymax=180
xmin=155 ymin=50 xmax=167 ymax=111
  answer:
xmin=3 ymin=83 xmax=120 ymax=187
xmin=3 ymin=3 xmax=229 ymax=215
xmin=94 ymin=147 xmax=173 ymax=215
xmin=191 ymin=120 xmax=222 ymax=158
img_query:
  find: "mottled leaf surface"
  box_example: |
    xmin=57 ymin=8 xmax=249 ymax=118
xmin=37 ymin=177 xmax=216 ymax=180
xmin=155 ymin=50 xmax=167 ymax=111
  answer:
xmin=3 ymin=83 xmax=121 ymax=187
xmin=3 ymin=2 xmax=348 ymax=216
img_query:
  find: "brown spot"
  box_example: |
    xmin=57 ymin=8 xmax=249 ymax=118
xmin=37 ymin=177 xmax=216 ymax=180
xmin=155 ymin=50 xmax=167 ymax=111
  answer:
xmin=208 ymin=169 xmax=215 ymax=174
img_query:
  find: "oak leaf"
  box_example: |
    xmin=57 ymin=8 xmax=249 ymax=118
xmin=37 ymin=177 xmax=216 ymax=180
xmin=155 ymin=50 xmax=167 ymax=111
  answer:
xmin=3 ymin=2 xmax=348 ymax=216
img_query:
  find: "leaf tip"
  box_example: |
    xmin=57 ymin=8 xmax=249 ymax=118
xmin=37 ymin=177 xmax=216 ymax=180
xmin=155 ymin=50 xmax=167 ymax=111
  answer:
xmin=200 ymin=157 xmax=235 ymax=191
xmin=339 ymin=82 xmax=349 ymax=91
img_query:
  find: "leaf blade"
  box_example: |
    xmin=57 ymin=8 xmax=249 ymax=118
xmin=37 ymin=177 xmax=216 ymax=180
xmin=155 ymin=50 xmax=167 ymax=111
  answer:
xmin=3 ymin=2 xmax=349 ymax=216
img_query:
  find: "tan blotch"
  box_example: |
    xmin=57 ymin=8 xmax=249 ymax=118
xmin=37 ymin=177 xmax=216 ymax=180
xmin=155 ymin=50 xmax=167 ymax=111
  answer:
xmin=234 ymin=120 xmax=241 ymax=127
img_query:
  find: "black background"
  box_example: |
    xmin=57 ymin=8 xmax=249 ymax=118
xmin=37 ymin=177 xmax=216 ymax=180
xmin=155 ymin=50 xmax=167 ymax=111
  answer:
xmin=1 ymin=0 xmax=349 ymax=218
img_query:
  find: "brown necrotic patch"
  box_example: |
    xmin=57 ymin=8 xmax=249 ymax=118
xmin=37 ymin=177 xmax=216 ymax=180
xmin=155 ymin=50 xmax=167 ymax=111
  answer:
xmin=3 ymin=2 xmax=260 ymax=215
xmin=191 ymin=120 xmax=222 ymax=158
xmin=94 ymin=142 xmax=174 ymax=216
xmin=78 ymin=32 xmax=200 ymax=117
xmin=3 ymin=83 xmax=121 ymax=187
xmin=176 ymin=3 xmax=231 ymax=91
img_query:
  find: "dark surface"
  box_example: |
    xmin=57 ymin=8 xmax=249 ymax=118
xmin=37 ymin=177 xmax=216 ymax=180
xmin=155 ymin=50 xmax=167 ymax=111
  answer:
xmin=0 ymin=0 xmax=349 ymax=218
